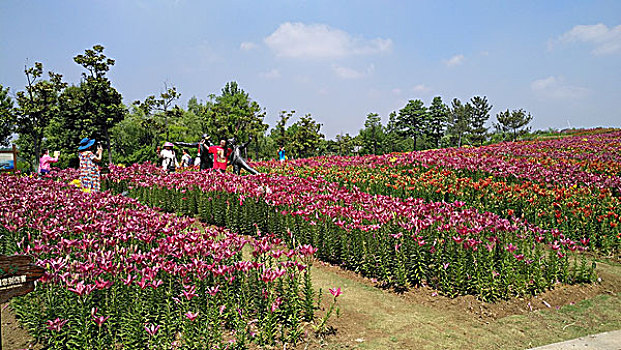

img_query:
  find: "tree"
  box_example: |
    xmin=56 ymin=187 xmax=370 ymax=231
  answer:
xmin=0 ymin=84 xmax=15 ymax=146
xmin=426 ymin=96 xmax=449 ymax=148
xmin=73 ymin=45 xmax=126 ymax=164
xmin=333 ymin=133 xmax=358 ymax=156
xmin=274 ymin=110 xmax=293 ymax=148
xmin=469 ymin=96 xmax=492 ymax=146
xmin=46 ymin=85 xmax=92 ymax=168
xmin=385 ymin=111 xmax=406 ymax=152
xmin=446 ymin=98 xmax=471 ymax=147
xmin=495 ymin=108 xmax=533 ymax=141
xmin=211 ymin=82 xmax=268 ymax=160
xmin=110 ymin=104 xmax=202 ymax=166
xmin=288 ymin=114 xmax=324 ymax=159
xmin=14 ymin=62 xmax=66 ymax=169
xmin=359 ymin=113 xmax=386 ymax=155
xmin=136 ymin=84 xmax=182 ymax=142
xmin=397 ymin=99 xmax=428 ymax=151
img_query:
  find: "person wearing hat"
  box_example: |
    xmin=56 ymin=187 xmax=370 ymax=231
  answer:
xmin=78 ymin=137 xmax=103 ymax=192
xmin=156 ymin=142 xmax=179 ymax=172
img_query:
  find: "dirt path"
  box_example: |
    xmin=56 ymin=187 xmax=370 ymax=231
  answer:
xmin=308 ymin=260 xmax=621 ymax=350
xmin=2 ymin=261 xmax=620 ymax=350
xmin=1 ymin=303 xmax=40 ymax=350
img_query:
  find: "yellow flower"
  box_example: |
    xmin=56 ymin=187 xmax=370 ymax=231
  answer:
xmin=389 ymin=157 xmax=397 ymax=163
xmin=70 ymin=179 xmax=81 ymax=187
xmin=82 ymin=187 xmax=91 ymax=194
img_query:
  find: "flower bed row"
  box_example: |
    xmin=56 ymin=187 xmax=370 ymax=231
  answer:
xmin=0 ymin=174 xmax=330 ymax=349
xmin=257 ymin=130 xmax=621 ymax=191
xmin=260 ymin=164 xmax=620 ymax=253
xmin=255 ymin=131 xmax=621 ymax=254
xmin=104 ymin=164 xmax=595 ymax=301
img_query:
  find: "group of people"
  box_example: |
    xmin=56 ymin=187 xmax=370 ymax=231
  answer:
xmin=158 ymin=134 xmax=260 ymax=175
xmin=39 ymin=133 xmax=278 ymax=194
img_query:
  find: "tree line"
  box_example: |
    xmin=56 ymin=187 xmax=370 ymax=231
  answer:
xmin=0 ymin=45 xmax=533 ymax=170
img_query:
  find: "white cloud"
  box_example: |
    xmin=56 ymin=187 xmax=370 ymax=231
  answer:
xmin=331 ymin=64 xmax=375 ymax=79
xmin=264 ymin=22 xmax=392 ymax=59
xmin=443 ymin=54 xmax=464 ymax=67
xmin=531 ymin=76 xmax=590 ymax=99
xmin=412 ymin=84 xmax=431 ymax=94
xmin=240 ymin=42 xmax=258 ymax=51
xmin=555 ymin=23 xmax=621 ymax=55
xmin=259 ymin=69 xmax=281 ymax=79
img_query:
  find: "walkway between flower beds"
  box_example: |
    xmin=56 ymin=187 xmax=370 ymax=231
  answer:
xmin=528 ymin=329 xmax=621 ymax=350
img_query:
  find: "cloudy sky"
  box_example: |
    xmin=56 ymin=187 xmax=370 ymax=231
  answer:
xmin=1 ymin=0 xmax=620 ymax=138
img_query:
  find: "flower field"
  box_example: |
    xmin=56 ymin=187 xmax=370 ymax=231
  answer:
xmin=2 ymin=129 xmax=618 ymax=349
xmin=0 ymin=175 xmax=330 ymax=349
xmin=104 ymin=161 xmax=595 ymax=302
xmin=257 ymin=130 xmax=621 ymax=253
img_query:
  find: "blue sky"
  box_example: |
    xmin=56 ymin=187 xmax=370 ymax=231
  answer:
xmin=1 ymin=0 xmax=620 ymax=138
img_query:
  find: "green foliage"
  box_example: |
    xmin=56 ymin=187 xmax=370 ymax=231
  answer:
xmin=397 ymin=99 xmax=428 ymax=151
xmin=14 ymin=62 xmax=67 ymax=169
xmin=0 ymin=84 xmax=15 ymax=146
xmin=426 ymin=96 xmax=449 ymax=148
xmin=446 ymin=98 xmax=472 ymax=147
xmin=287 ymin=114 xmax=325 ymax=158
xmin=326 ymin=132 xmax=359 ymax=156
xmin=468 ymin=96 xmax=492 ymax=146
xmin=495 ymin=108 xmax=533 ymax=141
xmin=359 ymin=113 xmax=387 ymax=155
xmin=72 ymin=45 xmax=126 ymax=164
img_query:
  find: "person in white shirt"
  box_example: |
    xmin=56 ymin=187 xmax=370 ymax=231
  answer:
xmin=181 ymin=149 xmax=192 ymax=168
xmin=156 ymin=142 xmax=179 ymax=172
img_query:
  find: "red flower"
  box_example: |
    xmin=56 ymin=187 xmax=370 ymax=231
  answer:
xmin=329 ymin=287 xmax=342 ymax=298
xmin=184 ymin=311 xmax=199 ymax=321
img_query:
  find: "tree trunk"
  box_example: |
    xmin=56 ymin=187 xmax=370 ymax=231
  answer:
xmin=105 ymin=127 xmax=112 ymax=165
xmin=33 ymin=136 xmax=40 ymax=173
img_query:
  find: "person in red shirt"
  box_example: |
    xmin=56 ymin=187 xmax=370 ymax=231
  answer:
xmin=208 ymin=139 xmax=231 ymax=172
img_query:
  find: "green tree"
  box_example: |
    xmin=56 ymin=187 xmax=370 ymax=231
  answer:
xmin=0 ymin=85 xmax=15 ymax=146
xmin=359 ymin=113 xmax=386 ymax=155
xmin=187 ymin=96 xmax=216 ymax=136
xmin=274 ymin=110 xmax=293 ymax=148
xmin=385 ymin=111 xmax=406 ymax=152
xmin=288 ymin=114 xmax=324 ymax=159
xmin=211 ymin=82 xmax=268 ymax=160
xmin=397 ymin=99 xmax=428 ymax=151
xmin=333 ymin=133 xmax=358 ymax=156
xmin=426 ymin=96 xmax=449 ymax=148
xmin=46 ymin=85 xmax=91 ymax=168
xmin=73 ymin=45 xmax=126 ymax=164
xmin=14 ymin=62 xmax=66 ymax=170
xmin=495 ymin=108 xmax=533 ymax=141
xmin=446 ymin=98 xmax=471 ymax=147
xmin=110 ymin=104 xmax=202 ymax=166
xmin=136 ymin=84 xmax=182 ymax=142
xmin=468 ymin=96 xmax=492 ymax=146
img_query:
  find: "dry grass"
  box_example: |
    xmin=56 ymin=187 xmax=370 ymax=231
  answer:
xmin=309 ymin=259 xmax=621 ymax=350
